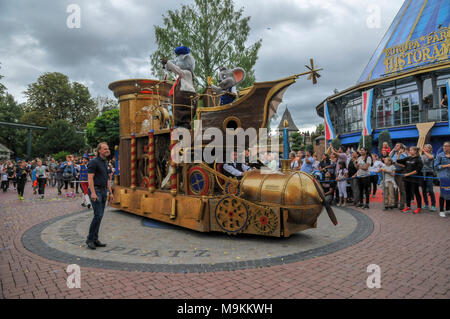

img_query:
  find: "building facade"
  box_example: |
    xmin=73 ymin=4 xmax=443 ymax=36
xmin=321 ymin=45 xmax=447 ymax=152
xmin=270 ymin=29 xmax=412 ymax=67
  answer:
xmin=316 ymin=0 xmax=450 ymax=154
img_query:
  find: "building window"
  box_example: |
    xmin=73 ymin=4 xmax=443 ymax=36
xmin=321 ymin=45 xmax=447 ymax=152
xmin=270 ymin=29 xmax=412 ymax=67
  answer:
xmin=339 ymin=97 xmax=362 ymax=133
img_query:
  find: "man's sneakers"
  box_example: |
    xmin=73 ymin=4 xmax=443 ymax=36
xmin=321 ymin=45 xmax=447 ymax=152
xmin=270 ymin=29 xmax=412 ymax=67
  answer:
xmin=401 ymin=206 xmax=411 ymax=213
xmin=439 ymin=211 xmax=447 ymax=218
xmin=18 ymin=195 xmax=24 ymax=200
xmin=413 ymin=208 xmax=421 ymax=214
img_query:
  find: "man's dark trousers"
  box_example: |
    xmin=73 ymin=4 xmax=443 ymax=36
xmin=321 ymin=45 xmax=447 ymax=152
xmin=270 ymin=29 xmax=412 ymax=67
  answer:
xmin=87 ymin=188 xmax=107 ymax=242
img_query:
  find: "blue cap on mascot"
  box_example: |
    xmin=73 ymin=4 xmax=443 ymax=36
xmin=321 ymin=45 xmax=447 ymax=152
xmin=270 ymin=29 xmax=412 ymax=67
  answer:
xmin=174 ymin=46 xmax=190 ymax=56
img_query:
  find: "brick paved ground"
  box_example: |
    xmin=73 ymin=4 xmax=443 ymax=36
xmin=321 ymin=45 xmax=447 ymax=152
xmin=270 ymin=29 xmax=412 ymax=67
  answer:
xmin=0 ymin=182 xmax=449 ymax=299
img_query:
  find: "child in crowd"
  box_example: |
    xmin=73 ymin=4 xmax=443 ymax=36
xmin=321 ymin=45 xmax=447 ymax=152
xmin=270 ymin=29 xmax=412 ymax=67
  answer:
xmin=1 ymin=166 xmax=8 ymax=192
xmin=79 ymin=155 xmax=91 ymax=209
xmin=321 ymin=171 xmax=335 ymax=206
xmin=336 ymin=161 xmax=348 ymax=207
xmin=336 ymin=161 xmax=348 ymax=206
xmin=381 ymin=142 xmax=391 ymax=155
xmin=31 ymin=166 xmax=37 ymax=195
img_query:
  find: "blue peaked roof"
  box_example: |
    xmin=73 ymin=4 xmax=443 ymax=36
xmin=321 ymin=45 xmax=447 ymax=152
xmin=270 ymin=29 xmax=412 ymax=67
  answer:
xmin=358 ymin=0 xmax=450 ymax=84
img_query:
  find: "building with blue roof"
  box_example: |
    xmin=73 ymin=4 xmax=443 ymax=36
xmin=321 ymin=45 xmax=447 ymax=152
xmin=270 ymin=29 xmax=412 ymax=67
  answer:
xmin=316 ymin=0 xmax=450 ymax=154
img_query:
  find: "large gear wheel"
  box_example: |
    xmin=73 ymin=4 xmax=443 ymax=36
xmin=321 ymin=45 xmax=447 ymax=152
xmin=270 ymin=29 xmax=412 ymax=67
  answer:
xmin=250 ymin=207 xmax=278 ymax=235
xmin=215 ymin=196 xmax=249 ymax=234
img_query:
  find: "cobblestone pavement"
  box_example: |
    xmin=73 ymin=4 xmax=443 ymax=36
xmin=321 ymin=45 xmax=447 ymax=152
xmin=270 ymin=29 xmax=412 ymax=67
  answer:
xmin=0 ymin=183 xmax=449 ymax=299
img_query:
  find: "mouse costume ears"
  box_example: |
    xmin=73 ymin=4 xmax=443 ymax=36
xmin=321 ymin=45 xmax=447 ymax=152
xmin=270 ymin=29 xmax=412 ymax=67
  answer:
xmin=233 ymin=68 xmax=246 ymax=85
xmin=175 ymin=46 xmax=190 ymax=55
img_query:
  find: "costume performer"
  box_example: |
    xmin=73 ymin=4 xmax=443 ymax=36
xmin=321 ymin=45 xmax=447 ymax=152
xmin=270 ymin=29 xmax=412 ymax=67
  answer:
xmin=162 ymin=46 xmax=197 ymax=129
xmin=212 ymin=67 xmax=246 ymax=105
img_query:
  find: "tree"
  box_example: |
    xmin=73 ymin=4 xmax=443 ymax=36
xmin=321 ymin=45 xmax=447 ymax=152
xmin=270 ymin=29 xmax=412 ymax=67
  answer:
xmin=0 ymin=64 xmax=6 ymax=96
xmin=290 ymin=132 xmax=302 ymax=152
xmin=23 ymin=72 xmax=98 ymax=130
xmin=150 ymin=0 xmax=262 ymax=89
xmin=37 ymin=120 xmax=86 ymax=155
xmin=94 ymin=96 xmax=119 ymax=114
xmin=85 ymin=108 xmax=120 ymax=149
xmin=0 ymin=93 xmax=26 ymax=157
xmin=359 ymin=135 xmax=373 ymax=151
xmin=331 ymin=137 xmax=342 ymax=150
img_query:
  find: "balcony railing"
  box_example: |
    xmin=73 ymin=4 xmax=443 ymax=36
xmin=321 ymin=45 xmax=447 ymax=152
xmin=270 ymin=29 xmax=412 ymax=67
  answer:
xmin=374 ymin=108 xmax=448 ymax=129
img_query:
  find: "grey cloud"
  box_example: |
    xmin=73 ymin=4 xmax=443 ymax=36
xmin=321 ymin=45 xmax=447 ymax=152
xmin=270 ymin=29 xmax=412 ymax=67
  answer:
xmin=0 ymin=0 xmax=403 ymax=131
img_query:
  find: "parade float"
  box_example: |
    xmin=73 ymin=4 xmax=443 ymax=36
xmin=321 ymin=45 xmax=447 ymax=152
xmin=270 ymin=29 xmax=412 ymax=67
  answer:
xmin=108 ymin=57 xmax=338 ymax=237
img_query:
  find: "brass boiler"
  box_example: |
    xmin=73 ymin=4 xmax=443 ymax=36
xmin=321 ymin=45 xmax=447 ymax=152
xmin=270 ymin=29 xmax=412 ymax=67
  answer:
xmin=240 ymin=169 xmax=324 ymax=233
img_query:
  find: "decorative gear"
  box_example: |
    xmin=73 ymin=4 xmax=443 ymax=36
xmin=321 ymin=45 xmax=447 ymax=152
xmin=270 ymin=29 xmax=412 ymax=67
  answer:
xmin=250 ymin=207 xmax=278 ymax=235
xmin=224 ymin=181 xmax=240 ymax=196
xmin=215 ymin=196 xmax=249 ymax=234
xmin=188 ymin=166 xmax=213 ymax=196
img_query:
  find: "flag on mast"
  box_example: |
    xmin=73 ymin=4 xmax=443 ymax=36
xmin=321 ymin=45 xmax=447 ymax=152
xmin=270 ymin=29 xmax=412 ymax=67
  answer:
xmin=324 ymin=101 xmax=336 ymax=142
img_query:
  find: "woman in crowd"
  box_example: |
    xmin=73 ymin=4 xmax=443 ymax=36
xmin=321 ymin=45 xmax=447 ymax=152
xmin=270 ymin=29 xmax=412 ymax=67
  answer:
xmin=35 ymin=158 xmax=49 ymax=199
xmin=347 ymin=151 xmax=359 ymax=205
xmin=369 ymin=153 xmax=384 ymax=198
xmin=356 ymin=147 xmax=372 ymax=209
xmin=397 ymin=146 xmax=423 ymax=214
xmin=319 ymin=153 xmax=331 ymax=179
xmin=420 ymin=144 xmax=436 ymax=211
xmin=15 ymin=160 xmax=29 ymax=200
xmin=390 ymin=143 xmax=407 ymax=210
xmin=434 ymin=141 xmax=450 ymax=218
xmin=380 ymin=148 xmax=389 ymax=159
xmin=61 ymin=154 xmax=76 ymax=197
xmin=311 ymin=153 xmax=321 ymax=179
xmin=289 ymin=152 xmax=299 ymax=170
xmin=378 ymin=157 xmax=396 ymax=210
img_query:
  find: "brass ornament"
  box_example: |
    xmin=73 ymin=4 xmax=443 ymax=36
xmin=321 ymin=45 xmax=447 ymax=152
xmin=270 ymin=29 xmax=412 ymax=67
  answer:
xmin=214 ymin=196 xmax=249 ymax=234
xmin=249 ymin=207 xmax=278 ymax=235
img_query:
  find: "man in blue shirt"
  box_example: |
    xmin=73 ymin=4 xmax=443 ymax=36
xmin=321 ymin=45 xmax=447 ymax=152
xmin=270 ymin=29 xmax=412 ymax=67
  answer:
xmin=300 ymin=150 xmax=314 ymax=174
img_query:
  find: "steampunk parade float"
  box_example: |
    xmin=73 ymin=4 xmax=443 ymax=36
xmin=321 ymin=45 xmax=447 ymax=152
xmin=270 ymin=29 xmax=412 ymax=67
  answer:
xmin=108 ymin=58 xmax=338 ymax=237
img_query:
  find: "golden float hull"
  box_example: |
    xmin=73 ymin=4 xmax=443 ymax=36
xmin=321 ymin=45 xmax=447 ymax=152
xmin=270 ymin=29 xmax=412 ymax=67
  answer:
xmin=110 ymin=169 xmax=324 ymax=238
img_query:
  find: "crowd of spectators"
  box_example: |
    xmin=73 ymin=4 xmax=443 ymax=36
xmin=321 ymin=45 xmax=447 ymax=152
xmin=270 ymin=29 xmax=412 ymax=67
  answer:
xmin=0 ymin=153 xmax=117 ymax=208
xmin=287 ymin=142 xmax=450 ymax=217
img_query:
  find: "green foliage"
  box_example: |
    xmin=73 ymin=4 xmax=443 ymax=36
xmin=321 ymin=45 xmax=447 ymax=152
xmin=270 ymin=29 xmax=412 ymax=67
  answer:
xmin=53 ymin=151 xmax=71 ymax=162
xmin=0 ymin=64 xmax=6 ymax=96
xmin=23 ymin=72 xmax=98 ymax=130
xmin=359 ymin=135 xmax=373 ymax=151
xmin=150 ymin=0 xmax=262 ymax=89
xmin=331 ymin=137 xmax=341 ymax=150
xmin=38 ymin=120 xmax=86 ymax=155
xmin=377 ymin=130 xmax=392 ymax=154
xmin=0 ymin=93 xmax=26 ymax=157
xmin=290 ymin=132 xmax=302 ymax=151
xmin=305 ymin=144 xmax=314 ymax=154
xmin=95 ymin=96 xmax=119 ymax=114
xmin=85 ymin=108 xmax=120 ymax=149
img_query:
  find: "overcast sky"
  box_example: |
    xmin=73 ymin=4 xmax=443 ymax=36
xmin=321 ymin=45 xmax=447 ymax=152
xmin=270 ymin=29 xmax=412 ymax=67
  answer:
xmin=0 ymin=0 xmax=404 ymax=132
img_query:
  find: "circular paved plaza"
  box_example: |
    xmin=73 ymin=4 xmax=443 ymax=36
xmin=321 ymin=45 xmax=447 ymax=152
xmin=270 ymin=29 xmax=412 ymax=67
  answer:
xmin=22 ymin=206 xmax=372 ymax=272
xmin=1 ymin=186 xmax=448 ymax=299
